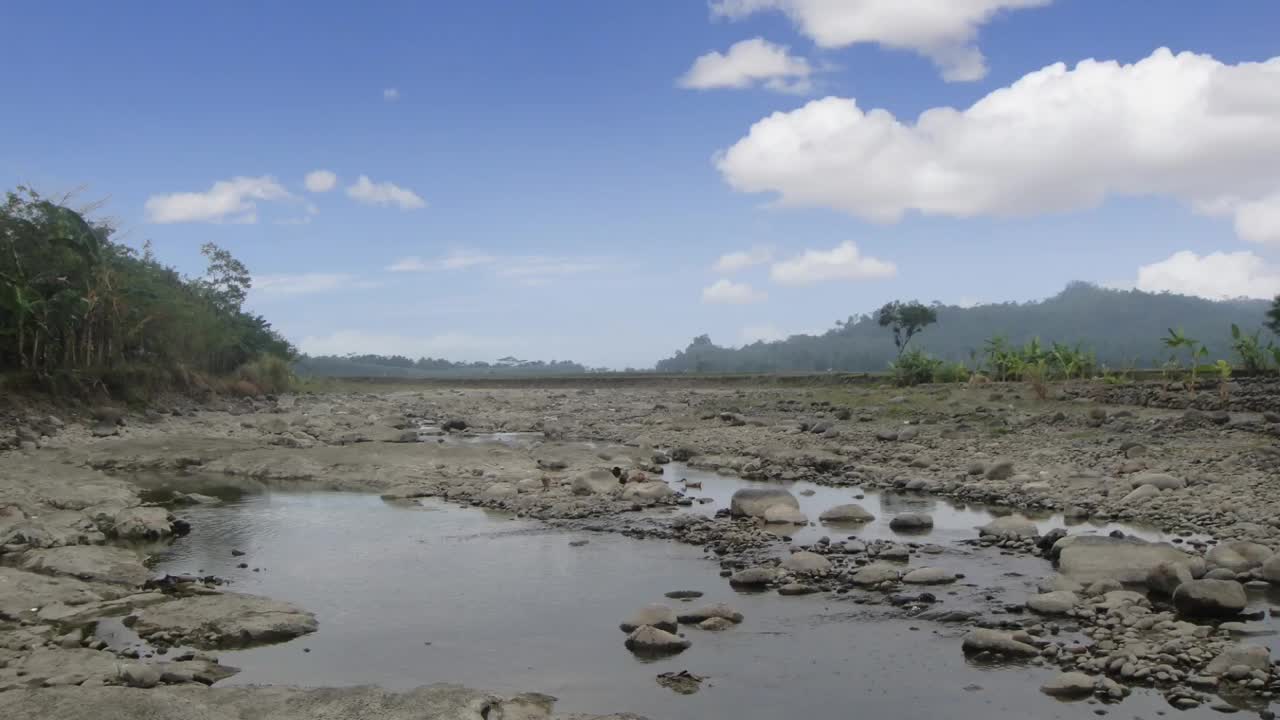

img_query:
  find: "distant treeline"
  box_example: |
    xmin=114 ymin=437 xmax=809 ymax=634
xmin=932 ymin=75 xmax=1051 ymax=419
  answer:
xmin=657 ymin=283 xmax=1276 ymax=374
xmin=0 ymin=187 xmax=294 ymax=393
xmin=295 ymin=354 xmax=595 ymax=378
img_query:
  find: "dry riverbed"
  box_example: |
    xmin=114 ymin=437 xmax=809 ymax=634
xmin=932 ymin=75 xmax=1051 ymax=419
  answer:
xmin=2 ymin=380 xmax=1280 ymax=718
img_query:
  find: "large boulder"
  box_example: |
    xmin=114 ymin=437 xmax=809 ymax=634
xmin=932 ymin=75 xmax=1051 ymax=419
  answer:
xmin=763 ymin=506 xmax=808 ymax=524
xmin=1027 ymin=591 xmax=1078 ymax=615
xmin=1147 ymin=561 xmax=1194 ymax=596
xmin=1171 ymin=579 xmax=1247 ymax=618
xmin=781 ymin=551 xmax=832 ymax=574
xmin=1040 ymin=671 xmax=1096 ymax=698
xmin=888 ymin=513 xmax=933 ymax=532
xmin=1205 ymin=644 xmax=1270 ymax=675
xmin=1129 ymin=472 xmax=1184 ymax=490
xmin=730 ymin=488 xmax=799 ymax=519
xmin=1261 ymin=554 xmax=1280 ymax=584
xmin=20 ymin=546 xmax=150 ymax=587
xmin=729 ymin=567 xmax=778 ymax=587
xmin=1054 ymin=535 xmax=1196 ymax=585
xmin=961 ymin=628 xmax=1038 ymax=657
xmin=624 ymin=625 xmax=690 ymax=655
xmin=621 ymin=482 xmax=674 ymax=501
xmin=849 ymin=562 xmax=901 ymax=586
xmin=571 ymin=470 xmax=620 ymax=496
xmin=819 ymin=504 xmax=874 ymax=523
xmin=1120 ymin=484 xmax=1160 ymax=505
xmin=901 ymin=567 xmax=956 ymax=585
xmin=620 ymin=604 xmax=677 ymax=633
xmin=110 ymin=506 xmax=175 ymax=540
xmin=1205 ymin=541 xmax=1273 ymax=573
xmin=978 ymin=516 xmax=1038 ymax=538
xmin=129 ymin=592 xmax=318 ymax=648
xmin=677 ymin=603 xmax=743 ymax=625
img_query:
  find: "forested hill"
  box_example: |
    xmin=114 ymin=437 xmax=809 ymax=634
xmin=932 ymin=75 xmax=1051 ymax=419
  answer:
xmin=657 ymin=283 xmax=1275 ymax=374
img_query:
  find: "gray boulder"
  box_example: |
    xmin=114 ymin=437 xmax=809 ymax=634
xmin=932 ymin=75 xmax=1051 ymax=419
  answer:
xmin=622 ymin=482 xmax=674 ymax=501
xmin=1129 ymin=472 xmax=1184 ymax=490
xmin=1260 ymin=554 xmax=1280 ymax=584
xmin=571 ymin=470 xmax=620 ymax=496
xmin=119 ymin=664 xmax=161 ymax=689
xmin=888 ymin=513 xmax=933 ymax=531
xmin=730 ymin=488 xmax=799 ymax=519
xmin=984 ymin=460 xmax=1015 ymax=481
xmin=20 ymin=546 xmax=150 ymax=587
xmin=624 ymin=625 xmax=690 ymax=655
xmin=1053 ymin=535 xmax=1195 ymax=585
xmin=110 ymin=506 xmax=174 ymax=540
xmin=781 ymin=551 xmax=832 ymax=574
xmin=1026 ymin=591 xmax=1078 ymax=615
xmin=763 ymin=506 xmax=808 ymax=524
xmin=1205 ymin=541 xmax=1273 ymax=573
xmin=977 ymin=516 xmax=1038 ymax=538
xmin=1146 ymin=561 xmax=1193 ymax=596
xmin=130 ymin=592 xmax=318 ymax=648
xmin=819 ymin=504 xmax=874 ymax=523
xmin=1172 ymin=579 xmax=1248 ymax=617
xmin=620 ymin=604 xmax=677 ymax=633
xmin=1205 ymin=644 xmax=1270 ymax=675
xmin=1120 ymin=484 xmax=1160 ymax=505
xmin=677 ymin=603 xmax=743 ymax=625
xmin=849 ymin=562 xmax=901 ymax=586
xmin=961 ymin=628 xmax=1038 ymax=657
xmin=729 ymin=567 xmax=778 ymax=587
xmin=901 ymin=567 xmax=956 ymax=585
xmin=1040 ymin=671 xmax=1096 ymax=698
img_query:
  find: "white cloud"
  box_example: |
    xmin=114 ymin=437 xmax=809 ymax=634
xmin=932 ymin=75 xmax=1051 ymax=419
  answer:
xmin=347 ymin=175 xmax=426 ymax=210
xmin=253 ymin=273 xmax=380 ymax=297
xmin=300 ymin=330 xmax=518 ymax=361
xmin=679 ymin=37 xmax=812 ymax=93
xmin=702 ymin=279 xmax=768 ymax=304
xmin=741 ymin=323 xmax=786 ymax=343
xmin=769 ymin=241 xmax=896 ymax=286
xmin=717 ymin=49 xmax=1280 ymax=243
xmin=1135 ymin=250 xmax=1280 ymax=300
xmin=304 ymin=170 xmax=338 ymax=193
xmin=144 ymin=176 xmax=292 ymax=224
xmin=713 ymin=246 xmax=773 ymax=273
xmin=710 ymin=0 xmax=1049 ymax=82
xmin=386 ymin=250 xmax=496 ymax=272
xmin=383 ymin=88 xmax=400 ymax=101
xmin=495 ymin=258 xmax=605 ymax=286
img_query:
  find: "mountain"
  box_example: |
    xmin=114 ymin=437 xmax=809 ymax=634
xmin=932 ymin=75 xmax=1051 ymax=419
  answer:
xmin=656 ymin=283 xmax=1274 ymax=374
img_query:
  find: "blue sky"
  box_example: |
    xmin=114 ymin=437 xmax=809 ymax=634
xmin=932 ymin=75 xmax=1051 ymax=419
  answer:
xmin=4 ymin=1 xmax=1280 ymax=368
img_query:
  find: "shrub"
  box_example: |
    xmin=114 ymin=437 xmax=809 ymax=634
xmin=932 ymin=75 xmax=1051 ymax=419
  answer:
xmin=1022 ymin=359 xmax=1050 ymax=401
xmin=931 ymin=362 xmax=970 ymax=384
xmin=890 ymin=349 xmax=942 ymax=387
xmin=237 ymin=355 xmax=295 ymax=394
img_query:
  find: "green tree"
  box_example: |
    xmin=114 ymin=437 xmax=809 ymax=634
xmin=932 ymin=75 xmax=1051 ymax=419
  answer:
xmin=877 ymin=301 xmax=938 ymax=357
xmin=1268 ymin=295 xmax=1280 ymax=335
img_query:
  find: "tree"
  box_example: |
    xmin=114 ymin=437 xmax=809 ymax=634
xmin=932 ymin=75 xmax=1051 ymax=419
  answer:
xmin=1268 ymin=295 xmax=1280 ymax=335
xmin=877 ymin=301 xmax=938 ymax=357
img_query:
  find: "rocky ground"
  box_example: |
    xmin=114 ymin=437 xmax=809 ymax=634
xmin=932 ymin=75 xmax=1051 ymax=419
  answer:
xmin=2 ymin=378 xmax=1280 ymax=717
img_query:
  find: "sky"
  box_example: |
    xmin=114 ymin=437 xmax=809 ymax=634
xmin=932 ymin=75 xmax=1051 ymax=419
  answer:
xmin=3 ymin=0 xmax=1280 ymax=368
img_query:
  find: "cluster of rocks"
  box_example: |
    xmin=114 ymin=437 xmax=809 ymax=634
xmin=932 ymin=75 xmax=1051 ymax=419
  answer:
xmin=619 ymin=602 xmax=743 ymax=657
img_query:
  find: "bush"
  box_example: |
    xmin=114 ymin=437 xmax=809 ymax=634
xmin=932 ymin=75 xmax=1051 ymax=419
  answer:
xmin=890 ymin=349 xmax=943 ymax=386
xmin=237 ymin=355 xmax=295 ymax=394
xmin=931 ymin=362 xmax=970 ymax=384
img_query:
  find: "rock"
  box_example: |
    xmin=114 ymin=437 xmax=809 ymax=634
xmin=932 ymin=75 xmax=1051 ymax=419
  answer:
xmin=91 ymin=422 xmax=120 ymax=438
xmin=1260 ymin=554 xmax=1280 ymax=583
xmin=110 ymin=506 xmax=175 ymax=540
xmin=119 ymin=664 xmax=161 ymax=689
xmin=961 ymin=628 xmax=1039 ymax=657
xmin=130 ymin=592 xmax=318 ymax=648
xmin=57 ymin=629 xmax=84 ymax=649
xmin=977 ymin=516 xmax=1038 ymax=538
xmin=1120 ymin=484 xmax=1160 ymax=505
xmin=1206 ymin=541 xmax=1274 ymax=573
xmin=1027 ymin=591 xmax=1078 ymax=614
xmin=819 ymin=504 xmax=874 ymax=523
xmin=481 ymin=482 xmax=516 ymax=499
xmin=875 ymin=429 xmax=899 ymax=442
xmin=1040 ymin=671 xmax=1096 ymax=698
xmin=571 ymin=470 xmax=620 ymax=496
xmin=20 ymin=546 xmax=150 ymax=587
xmin=677 ymin=603 xmax=743 ymax=625
xmin=697 ymin=617 xmax=734 ymax=631
xmin=777 ymin=582 xmax=818 ymax=596
xmin=781 ymin=551 xmax=832 ymax=574
xmin=1172 ymin=579 xmax=1247 ymax=617
xmin=622 ymin=482 xmax=674 ymax=501
xmin=1204 ymin=567 xmax=1237 ymax=580
xmin=1129 ymin=472 xmax=1184 ymax=490
xmin=1083 ymin=579 xmax=1122 ymax=597
xmin=1205 ymin=644 xmax=1270 ymax=675
xmin=763 ymin=505 xmax=808 ymax=524
xmin=624 ymin=626 xmax=690 ymax=655
xmin=901 ymin=567 xmax=956 ymax=585
xmin=849 ymin=562 xmax=901 ymax=586
xmin=656 ymin=670 xmax=705 ymax=695
xmin=984 ymin=460 xmax=1015 ymax=481
xmin=729 ymin=567 xmax=778 ymax=587
xmin=620 ymin=604 xmax=677 ymax=633
xmin=1147 ymin=561 xmax=1194 ymax=596
xmin=1053 ymin=535 xmax=1195 ymax=585
xmin=888 ymin=513 xmax=933 ymax=531
xmin=664 ymin=590 xmax=702 ymax=600
xmin=441 ymin=419 xmax=468 ymax=431
xmin=730 ymin=488 xmax=799 ymax=519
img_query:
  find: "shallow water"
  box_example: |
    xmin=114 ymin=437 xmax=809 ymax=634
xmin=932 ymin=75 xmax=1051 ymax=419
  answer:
xmin=146 ymin=485 xmax=1261 ymax=719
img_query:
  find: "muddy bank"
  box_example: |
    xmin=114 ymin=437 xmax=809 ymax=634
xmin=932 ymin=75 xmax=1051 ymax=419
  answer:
xmin=2 ymin=381 xmax=1279 ymax=716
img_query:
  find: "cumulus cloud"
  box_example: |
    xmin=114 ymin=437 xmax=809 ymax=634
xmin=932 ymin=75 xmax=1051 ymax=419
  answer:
xmin=253 ymin=273 xmax=380 ymax=296
xmin=347 ymin=175 xmax=426 ymax=210
xmin=387 ymin=252 xmax=602 ymax=285
xmin=383 ymin=88 xmax=400 ymax=101
xmin=144 ymin=176 xmax=291 ymax=224
xmin=769 ymin=241 xmax=895 ymax=286
xmin=713 ymin=246 xmax=773 ymax=273
xmin=710 ymin=0 xmax=1049 ymax=82
xmin=389 ymin=250 xmax=498 ymax=272
xmin=741 ymin=323 xmax=786 ymax=343
xmin=702 ymin=279 xmax=768 ymax=304
xmin=1135 ymin=250 xmax=1280 ymax=300
xmin=300 ymin=330 xmax=519 ymax=361
xmin=717 ymin=49 xmax=1280 ymax=243
xmin=304 ymin=170 xmax=338 ymax=193
xmin=679 ymin=37 xmax=812 ymax=93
